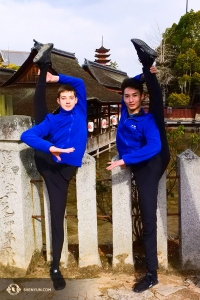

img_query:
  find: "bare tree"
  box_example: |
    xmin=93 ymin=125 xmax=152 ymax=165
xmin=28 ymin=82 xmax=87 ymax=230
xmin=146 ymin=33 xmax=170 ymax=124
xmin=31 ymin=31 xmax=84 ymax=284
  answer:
xmin=146 ymin=24 xmax=176 ymax=104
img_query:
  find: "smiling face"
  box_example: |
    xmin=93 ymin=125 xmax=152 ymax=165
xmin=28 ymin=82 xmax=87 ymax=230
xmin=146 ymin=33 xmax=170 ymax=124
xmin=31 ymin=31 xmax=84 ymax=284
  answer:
xmin=57 ymin=90 xmax=78 ymax=111
xmin=123 ymin=87 xmax=144 ymax=114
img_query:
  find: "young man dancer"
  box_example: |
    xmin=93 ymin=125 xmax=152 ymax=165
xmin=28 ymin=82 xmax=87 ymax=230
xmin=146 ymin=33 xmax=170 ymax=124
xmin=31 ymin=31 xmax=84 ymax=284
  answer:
xmin=21 ymin=43 xmax=87 ymax=290
xmin=107 ymin=39 xmax=170 ymax=293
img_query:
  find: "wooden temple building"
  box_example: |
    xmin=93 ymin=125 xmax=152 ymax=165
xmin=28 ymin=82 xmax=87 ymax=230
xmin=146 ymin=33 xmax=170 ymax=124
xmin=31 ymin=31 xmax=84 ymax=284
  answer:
xmin=0 ymin=40 xmax=126 ymax=155
xmin=82 ymin=59 xmax=127 ymax=95
xmin=0 ymin=49 xmax=29 ymax=67
xmin=0 ymin=39 xmax=199 ymax=148
xmin=0 ymin=68 xmax=15 ymax=85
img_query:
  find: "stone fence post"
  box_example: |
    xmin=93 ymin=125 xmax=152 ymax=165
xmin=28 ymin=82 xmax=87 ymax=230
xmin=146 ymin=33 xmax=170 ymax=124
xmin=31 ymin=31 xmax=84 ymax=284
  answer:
xmin=178 ymin=149 xmax=200 ymax=270
xmin=157 ymin=172 xmax=168 ymax=269
xmin=0 ymin=116 xmax=42 ymax=273
xmin=111 ymin=155 xmax=134 ymax=267
xmin=111 ymin=155 xmax=168 ymax=269
xmin=76 ymin=153 xmax=101 ymax=267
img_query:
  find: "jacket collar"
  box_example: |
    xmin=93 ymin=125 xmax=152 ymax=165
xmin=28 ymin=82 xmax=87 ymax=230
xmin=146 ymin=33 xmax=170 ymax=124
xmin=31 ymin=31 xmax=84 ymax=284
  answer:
xmin=128 ymin=108 xmax=145 ymax=119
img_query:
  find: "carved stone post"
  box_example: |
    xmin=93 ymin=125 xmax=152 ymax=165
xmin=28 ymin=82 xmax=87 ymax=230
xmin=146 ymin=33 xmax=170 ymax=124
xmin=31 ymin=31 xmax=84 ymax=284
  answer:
xmin=0 ymin=116 xmax=42 ymax=272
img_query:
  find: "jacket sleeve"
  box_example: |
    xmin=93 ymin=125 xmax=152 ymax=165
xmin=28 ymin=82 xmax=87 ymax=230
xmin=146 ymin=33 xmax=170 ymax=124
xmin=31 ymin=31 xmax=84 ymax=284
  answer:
xmin=122 ymin=115 xmax=161 ymax=165
xmin=132 ymin=73 xmax=144 ymax=83
xmin=121 ymin=97 xmax=126 ymax=113
xmin=20 ymin=118 xmax=53 ymax=153
xmin=58 ymin=74 xmax=87 ymax=114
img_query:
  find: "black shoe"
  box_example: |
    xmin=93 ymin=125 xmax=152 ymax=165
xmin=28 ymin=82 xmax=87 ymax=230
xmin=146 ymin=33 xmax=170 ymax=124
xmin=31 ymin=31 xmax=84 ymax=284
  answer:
xmin=131 ymin=38 xmax=158 ymax=68
xmin=32 ymin=39 xmax=42 ymax=52
xmin=133 ymin=272 xmax=158 ymax=293
xmin=33 ymin=43 xmax=54 ymax=67
xmin=50 ymin=268 xmax=66 ymax=291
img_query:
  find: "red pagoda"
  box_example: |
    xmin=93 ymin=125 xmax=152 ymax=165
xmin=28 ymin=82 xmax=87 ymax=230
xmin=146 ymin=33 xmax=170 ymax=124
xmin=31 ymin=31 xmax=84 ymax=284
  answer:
xmin=94 ymin=36 xmax=110 ymax=66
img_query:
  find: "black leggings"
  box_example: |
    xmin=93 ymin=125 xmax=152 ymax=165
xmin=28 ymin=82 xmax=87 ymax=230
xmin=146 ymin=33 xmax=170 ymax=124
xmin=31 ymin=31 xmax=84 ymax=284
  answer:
xmin=131 ymin=69 xmax=170 ymax=271
xmin=34 ymin=64 xmax=76 ymax=269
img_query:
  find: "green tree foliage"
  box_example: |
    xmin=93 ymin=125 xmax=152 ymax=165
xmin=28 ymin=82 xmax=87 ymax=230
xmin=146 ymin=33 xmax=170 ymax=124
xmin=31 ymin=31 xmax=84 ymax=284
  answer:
xmin=109 ymin=61 xmax=118 ymax=69
xmin=162 ymin=10 xmax=200 ymax=99
xmin=0 ymin=62 xmax=19 ymax=71
xmin=167 ymin=92 xmax=190 ymax=106
xmin=192 ymin=72 xmax=200 ymax=85
xmin=166 ymin=125 xmax=199 ymax=198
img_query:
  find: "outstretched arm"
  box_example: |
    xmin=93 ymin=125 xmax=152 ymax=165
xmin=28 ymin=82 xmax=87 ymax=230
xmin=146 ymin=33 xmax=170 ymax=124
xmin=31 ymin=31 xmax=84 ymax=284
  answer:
xmin=122 ymin=115 xmax=161 ymax=165
xmin=46 ymin=72 xmax=59 ymax=83
xmin=21 ymin=118 xmax=75 ymax=161
xmin=49 ymin=146 xmax=75 ymax=161
xmin=106 ymin=159 xmax=126 ymax=171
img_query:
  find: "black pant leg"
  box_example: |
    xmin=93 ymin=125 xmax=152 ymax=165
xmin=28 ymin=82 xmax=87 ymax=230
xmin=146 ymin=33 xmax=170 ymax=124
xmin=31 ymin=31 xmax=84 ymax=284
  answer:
xmin=33 ymin=61 xmax=52 ymax=181
xmin=41 ymin=164 xmax=77 ymax=268
xmin=33 ymin=64 xmax=50 ymax=170
xmin=32 ymin=63 xmax=76 ymax=269
xmin=132 ymin=154 xmax=163 ymax=271
xmin=32 ymin=64 xmax=77 ymax=269
xmin=34 ymin=64 xmax=49 ymax=125
xmin=143 ymin=69 xmax=170 ymax=171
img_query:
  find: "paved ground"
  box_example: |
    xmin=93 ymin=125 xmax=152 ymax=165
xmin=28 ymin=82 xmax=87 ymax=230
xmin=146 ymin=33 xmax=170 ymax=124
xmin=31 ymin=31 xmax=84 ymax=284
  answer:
xmin=1 ymin=272 xmax=200 ymax=300
xmin=1 ymin=240 xmax=199 ymax=299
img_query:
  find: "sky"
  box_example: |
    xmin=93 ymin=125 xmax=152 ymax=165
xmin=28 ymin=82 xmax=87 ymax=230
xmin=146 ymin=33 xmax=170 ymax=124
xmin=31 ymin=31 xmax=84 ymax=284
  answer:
xmin=0 ymin=0 xmax=199 ymax=77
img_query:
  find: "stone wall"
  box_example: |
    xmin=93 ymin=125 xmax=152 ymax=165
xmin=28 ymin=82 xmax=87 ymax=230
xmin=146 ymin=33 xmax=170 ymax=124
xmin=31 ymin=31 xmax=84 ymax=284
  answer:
xmin=0 ymin=116 xmax=42 ymax=272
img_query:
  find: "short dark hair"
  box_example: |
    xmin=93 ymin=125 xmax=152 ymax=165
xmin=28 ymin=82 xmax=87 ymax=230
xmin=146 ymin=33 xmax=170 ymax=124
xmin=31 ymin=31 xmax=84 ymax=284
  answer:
xmin=121 ymin=78 xmax=143 ymax=95
xmin=57 ymin=84 xmax=76 ymax=98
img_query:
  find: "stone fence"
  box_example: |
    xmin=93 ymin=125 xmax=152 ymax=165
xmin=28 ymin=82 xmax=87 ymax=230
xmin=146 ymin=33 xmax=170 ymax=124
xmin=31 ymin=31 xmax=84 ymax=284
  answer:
xmin=0 ymin=116 xmax=200 ymax=274
xmin=86 ymin=129 xmax=116 ymax=157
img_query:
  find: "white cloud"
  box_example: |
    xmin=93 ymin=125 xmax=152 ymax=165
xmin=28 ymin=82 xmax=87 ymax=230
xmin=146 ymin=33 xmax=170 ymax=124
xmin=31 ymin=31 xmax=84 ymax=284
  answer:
xmin=0 ymin=0 xmax=199 ymax=76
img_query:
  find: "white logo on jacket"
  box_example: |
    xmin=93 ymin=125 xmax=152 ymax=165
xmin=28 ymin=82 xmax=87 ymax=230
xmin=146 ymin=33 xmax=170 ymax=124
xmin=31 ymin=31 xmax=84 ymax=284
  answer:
xmin=130 ymin=125 xmax=137 ymax=129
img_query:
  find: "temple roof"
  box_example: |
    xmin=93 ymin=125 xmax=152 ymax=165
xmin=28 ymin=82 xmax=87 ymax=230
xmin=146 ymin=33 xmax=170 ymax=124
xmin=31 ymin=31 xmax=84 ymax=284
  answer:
xmin=0 ymin=41 xmax=121 ymax=117
xmin=0 ymin=50 xmax=29 ymax=66
xmin=83 ymin=59 xmax=128 ymax=90
xmin=0 ymin=68 xmax=15 ymax=84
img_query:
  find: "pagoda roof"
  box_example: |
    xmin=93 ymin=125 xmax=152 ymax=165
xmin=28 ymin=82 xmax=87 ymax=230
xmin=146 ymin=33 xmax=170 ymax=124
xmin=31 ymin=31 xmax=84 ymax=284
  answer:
xmin=0 ymin=40 xmax=121 ymax=117
xmin=94 ymin=59 xmax=111 ymax=64
xmin=95 ymin=54 xmax=110 ymax=58
xmin=83 ymin=59 xmax=128 ymax=90
xmin=95 ymin=46 xmax=110 ymax=53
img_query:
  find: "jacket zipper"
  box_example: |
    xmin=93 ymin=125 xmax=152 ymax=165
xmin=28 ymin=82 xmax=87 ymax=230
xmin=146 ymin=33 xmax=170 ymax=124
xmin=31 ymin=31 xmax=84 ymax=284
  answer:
xmin=123 ymin=118 xmax=129 ymax=147
xmin=66 ymin=113 xmax=74 ymax=144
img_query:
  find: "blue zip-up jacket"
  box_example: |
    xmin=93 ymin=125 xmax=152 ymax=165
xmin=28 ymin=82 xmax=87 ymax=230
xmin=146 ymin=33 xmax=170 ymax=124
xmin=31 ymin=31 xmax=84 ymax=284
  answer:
xmin=20 ymin=74 xmax=87 ymax=167
xmin=117 ymin=97 xmax=161 ymax=166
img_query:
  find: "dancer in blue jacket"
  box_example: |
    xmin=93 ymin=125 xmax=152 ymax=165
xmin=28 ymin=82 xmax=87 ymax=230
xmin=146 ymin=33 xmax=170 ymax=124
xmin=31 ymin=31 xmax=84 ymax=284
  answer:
xmin=21 ymin=43 xmax=87 ymax=290
xmin=107 ymin=39 xmax=170 ymax=293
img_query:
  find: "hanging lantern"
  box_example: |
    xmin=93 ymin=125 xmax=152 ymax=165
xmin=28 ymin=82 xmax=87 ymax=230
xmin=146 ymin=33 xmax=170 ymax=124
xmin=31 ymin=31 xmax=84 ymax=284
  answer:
xmin=94 ymin=119 xmax=97 ymax=128
xmin=88 ymin=121 xmax=94 ymax=132
xmin=101 ymin=119 xmax=107 ymax=129
xmin=111 ymin=115 xmax=118 ymax=125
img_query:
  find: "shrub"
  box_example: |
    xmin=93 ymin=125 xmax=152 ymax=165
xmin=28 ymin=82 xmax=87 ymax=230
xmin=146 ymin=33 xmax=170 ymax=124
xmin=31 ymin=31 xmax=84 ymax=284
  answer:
xmin=167 ymin=93 xmax=190 ymax=106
